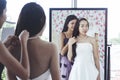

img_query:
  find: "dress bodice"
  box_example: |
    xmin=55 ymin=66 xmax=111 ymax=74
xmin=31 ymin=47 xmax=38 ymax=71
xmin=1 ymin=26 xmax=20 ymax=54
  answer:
xmin=31 ymin=69 xmax=51 ymax=80
xmin=75 ymin=43 xmax=94 ymax=63
xmin=68 ymin=42 xmax=99 ymax=80
xmin=17 ymin=69 xmax=51 ymax=80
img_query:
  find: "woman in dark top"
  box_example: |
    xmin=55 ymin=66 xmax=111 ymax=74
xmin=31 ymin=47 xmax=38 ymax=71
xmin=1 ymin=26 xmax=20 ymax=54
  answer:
xmin=59 ymin=15 xmax=78 ymax=80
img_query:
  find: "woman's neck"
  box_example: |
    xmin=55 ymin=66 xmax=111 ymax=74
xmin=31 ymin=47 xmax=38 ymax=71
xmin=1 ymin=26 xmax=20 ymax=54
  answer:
xmin=67 ymin=29 xmax=73 ymax=34
xmin=66 ymin=30 xmax=73 ymax=37
xmin=79 ymin=34 xmax=87 ymax=38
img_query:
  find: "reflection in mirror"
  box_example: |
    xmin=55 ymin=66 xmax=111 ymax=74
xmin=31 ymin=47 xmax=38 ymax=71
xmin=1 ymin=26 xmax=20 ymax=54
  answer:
xmin=50 ymin=8 xmax=107 ymax=80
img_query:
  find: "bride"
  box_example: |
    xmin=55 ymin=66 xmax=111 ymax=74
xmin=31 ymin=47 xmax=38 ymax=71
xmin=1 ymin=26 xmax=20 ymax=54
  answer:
xmin=67 ymin=18 xmax=100 ymax=80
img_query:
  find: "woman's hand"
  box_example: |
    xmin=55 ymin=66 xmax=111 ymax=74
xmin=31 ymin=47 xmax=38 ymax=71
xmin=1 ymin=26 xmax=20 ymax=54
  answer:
xmin=0 ymin=30 xmax=30 ymax=80
xmin=19 ymin=30 xmax=30 ymax=79
xmin=4 ymin=35 xmax=21 ymax=61
xmin=68 ymin=37 xmax=77 ymax=46
xmin=4 ymin=35 xmax=19 ymax=48
xmin=19 ymin=30 xmax=29 ymax=43
xmin=67 ymin=37 xmax=77 ymax=61
xmin=4 ymin=35 xmax=13 ymax=47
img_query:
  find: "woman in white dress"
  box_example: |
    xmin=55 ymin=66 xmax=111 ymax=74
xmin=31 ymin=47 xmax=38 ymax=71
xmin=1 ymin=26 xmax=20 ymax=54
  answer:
xmin=67 ymin=18 xmax=100 ymax=80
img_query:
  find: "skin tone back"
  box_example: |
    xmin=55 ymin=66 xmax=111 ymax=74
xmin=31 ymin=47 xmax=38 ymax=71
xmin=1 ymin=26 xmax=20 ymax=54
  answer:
xmin=27 ymin=37 xmax=60 ymax=80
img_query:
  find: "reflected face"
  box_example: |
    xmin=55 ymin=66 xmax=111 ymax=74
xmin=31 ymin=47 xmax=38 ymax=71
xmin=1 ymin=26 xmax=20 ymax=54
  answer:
xmin=79 ymin=20 xmax=89 ymax=35
xmin=0 ymin=8 xmax=7 ymax=29
xmin=67 ymin=19 xmax=77 ymax=31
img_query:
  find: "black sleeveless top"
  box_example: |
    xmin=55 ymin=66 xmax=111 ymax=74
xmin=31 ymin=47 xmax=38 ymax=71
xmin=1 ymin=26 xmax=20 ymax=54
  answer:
xmin=63 ymin=33 xmax=69 ymax=56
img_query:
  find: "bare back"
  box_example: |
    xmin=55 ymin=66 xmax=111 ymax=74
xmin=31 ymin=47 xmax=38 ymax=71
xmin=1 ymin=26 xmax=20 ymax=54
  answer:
xmin=27 ymin=38 xmax=59 ymax=79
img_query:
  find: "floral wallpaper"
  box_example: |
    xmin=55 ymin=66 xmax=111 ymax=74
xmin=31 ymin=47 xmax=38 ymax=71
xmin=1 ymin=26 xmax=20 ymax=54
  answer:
xmin=50 ymin=9 xmax=107 ymax=80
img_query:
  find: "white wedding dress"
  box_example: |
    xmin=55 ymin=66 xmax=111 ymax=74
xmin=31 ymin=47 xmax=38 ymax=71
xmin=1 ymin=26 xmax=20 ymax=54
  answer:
xmin=69 ymin=43 xmax=98 ymax=80
xmin=17 ymin=69 xmax=51 ymax=80
xmin=31 ymin=69 xmax=51 ymax=80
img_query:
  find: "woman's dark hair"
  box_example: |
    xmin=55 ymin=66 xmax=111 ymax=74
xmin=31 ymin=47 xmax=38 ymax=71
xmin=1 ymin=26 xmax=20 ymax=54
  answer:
xmin=0 ymin=0 xmax=6 ymax=17
xmin=72 ymin=18 xmax=89 ymax=61
xmin=62 ymin=15 xmax=78 ymax=32
xmin=15 ymin=2 xmax=46 ymax=37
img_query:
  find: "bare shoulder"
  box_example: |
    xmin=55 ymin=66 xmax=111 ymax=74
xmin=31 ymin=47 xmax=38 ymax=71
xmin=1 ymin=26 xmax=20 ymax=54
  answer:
xmin=60 ymin=32 xmax=65 ymax=38
xmin=48 ymin=42 xmax=57 ymax=52
xmin=87 ymin=36 xmax=96 ymax=43
xmin=60 ymin=32 xmax=63 ymax=35
xmin=48 ymin=42 xmax=58 ymax=57
xmin=42 ymin=40 xmax=57 ymax=52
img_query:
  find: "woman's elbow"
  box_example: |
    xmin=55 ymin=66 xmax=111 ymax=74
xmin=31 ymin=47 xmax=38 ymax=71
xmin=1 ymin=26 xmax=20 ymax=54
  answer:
xmin=22 ymin=71 xmax=30 ymax=80
xmin=67 ymin=55 xmax=72 ymax=62
xmin=60 ymin=51 xmax=65 ymax=56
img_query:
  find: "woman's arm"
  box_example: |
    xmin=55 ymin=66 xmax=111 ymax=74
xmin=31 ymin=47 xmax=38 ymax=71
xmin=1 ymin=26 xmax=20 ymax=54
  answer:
xmin=19 ymin=30 xmax=30 ymax=79
xmin=50 ymin=43 xmax=60 ymax=80
xmin=67 ymin=37 xmax=76 ymax=61
xmin=7 ymin=70 xmax=17 ymax=80
xmin=0 ymin=30 xmax=30 ymax=80
xmin=4 ymin=36 xmax=21 ymax=80
xmin=60 ymin=33 xmax=68 ymax=55
xmin=0 ymin=41 xmax=29 ymax=80
xmin=92 ymin=38 xmax=100 ymax=80
xmin=4 ymin=35 xmax=21 ymax=61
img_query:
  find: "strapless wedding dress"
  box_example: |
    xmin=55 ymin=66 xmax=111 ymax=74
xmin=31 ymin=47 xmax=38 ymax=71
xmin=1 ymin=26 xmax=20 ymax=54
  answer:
xmin=69 ymin=43 xmax=98 ymax=80
xmin=31 ymin=69 xmax=51 ymax=80
xmin=17 ymin=69 xmax=51 ymax=80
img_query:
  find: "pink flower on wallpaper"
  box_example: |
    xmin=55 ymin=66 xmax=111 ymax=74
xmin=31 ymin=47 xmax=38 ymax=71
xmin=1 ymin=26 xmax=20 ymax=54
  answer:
xmin=94 ymin=11 xmax=96 ymax=13
xmin=52 ymin=13 xmax=54 ymax=16
xmin=56 ymin=29 xmax=58 ymax=33
xmin=98 ymin=13 xmax=101 ymax=16
xmin=104 ymin=23 xmax=106 ymax=27
xmin=103 ymin=29 xmax=105 ymax=32
xmin=100 ymin=16 xmax=103 ymax=20
xmin=77 ymin=13 xmax=80 ymax=16
xmin=60 ymin=20 xmax=63 ymax=24
xmin=60 ymin=27 xmax=63 ymax=31
xmin=96 ymin=16 xmax=98 ymax=20
xmin=57 ymin=15 xmax=59 ymax=19
xmin=100 ymin=55 xmax=104 ymax=59
xmin=99 ymin=34 xmax=102 ymax=36
xmin=96 ymin=22 xmax=99 ymax=25
xmin=61 ymin=13 xmax=64 ymax=17
xmin=98 ymin=50 xmax=100 ymax=53
xmin=54 ymin=19 xmax=56 ymax=23
xmin=101 ymin=44 xmax=104 ymax=48
xmin=57 ymin=25 xmax=59 ymax=27
xmin=102 ymin=49 xmax=105 ymax=52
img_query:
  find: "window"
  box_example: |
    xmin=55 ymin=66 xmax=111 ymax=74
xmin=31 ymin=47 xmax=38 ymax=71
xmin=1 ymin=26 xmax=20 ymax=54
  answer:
xmin=3 ymin=0 xmax=72 ymax=41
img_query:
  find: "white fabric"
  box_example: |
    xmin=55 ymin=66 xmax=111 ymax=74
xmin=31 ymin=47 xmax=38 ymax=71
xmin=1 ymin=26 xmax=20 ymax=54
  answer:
xmin=30 ymin=69 xmax=51 ymax=80
xmin=17 ymin=69 xmax=51 ymax=80
xmin=69 ymin=43 xmax=98 ymax=80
